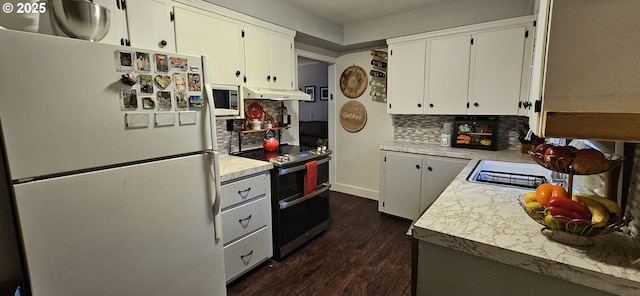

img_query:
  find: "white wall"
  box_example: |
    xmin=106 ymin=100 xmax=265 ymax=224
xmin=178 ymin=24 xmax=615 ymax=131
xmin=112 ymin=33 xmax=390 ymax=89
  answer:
xmin=344 ymin=0 xmax=534 ymax=45
xmin=202 ymin=0 xmax=533 ymax=50
xmin=331 ymin=50 xmax=394 ymax=200
xmin=202 ymin=0 xmax=344 ymax=45
xmin=298 ymin=61 xmax=329 ymax=121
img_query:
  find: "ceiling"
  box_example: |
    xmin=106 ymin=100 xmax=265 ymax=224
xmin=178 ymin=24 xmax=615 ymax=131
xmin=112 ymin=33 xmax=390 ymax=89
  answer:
xmin=281 ymin=0 xmax=454 ymax=25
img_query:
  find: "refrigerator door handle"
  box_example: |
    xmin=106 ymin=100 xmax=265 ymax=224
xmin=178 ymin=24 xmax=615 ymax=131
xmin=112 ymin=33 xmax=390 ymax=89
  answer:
xmin=203 ymin=58 xmax=222 ymax=240
xmin=208 ymin=150 xmax=223 ymax=240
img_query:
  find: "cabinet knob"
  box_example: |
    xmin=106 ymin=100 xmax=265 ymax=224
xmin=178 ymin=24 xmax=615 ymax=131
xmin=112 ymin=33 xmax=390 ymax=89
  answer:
xmin=236 ymin=71 xmax=241 ymax=77
xmin=474 ymin=102 xmax=479 ymax=107
xmin=429 ymin=103 xmax=434 ymax=108
xmin=267 ymin=75 xmax=271 ymax=81
xmin=427 ymin=166 xmax=433 ymax=172
xmin=273 ymin=76 xmax=277 ymax=82
xmin=416 ymin=164 xmax=420 ymax=169
xmin=159 ymin=40 xmax=167 ymax=47
xmin=417 ymin=103 xmax=422 ymax=108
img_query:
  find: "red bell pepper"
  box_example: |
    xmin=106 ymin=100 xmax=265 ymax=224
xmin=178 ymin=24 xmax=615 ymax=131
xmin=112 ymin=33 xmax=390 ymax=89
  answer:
xmin=548 ymin=198 xmax=591 ymax=223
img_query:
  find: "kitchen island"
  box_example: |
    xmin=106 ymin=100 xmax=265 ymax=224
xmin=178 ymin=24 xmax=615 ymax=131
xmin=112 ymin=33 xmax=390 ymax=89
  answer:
xmin=381 ymin=141 xmax=640 ymax=295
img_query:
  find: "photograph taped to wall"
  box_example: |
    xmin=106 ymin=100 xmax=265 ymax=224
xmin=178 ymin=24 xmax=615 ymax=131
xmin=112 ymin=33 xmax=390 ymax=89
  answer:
xmin=121 ymin=89 xmax=138 ymax=110
xmin=157 ymin=91 xmax=172 ymax=111
xmin=155 ymin=53 xmax=169 ymax=73
xmin=139 ymin=74 xmax=153 ymax=94
xmin=175 ymin=91 xmax=188 ymax=111
xmin=135 ymin=52 xmax=151 ymax=72
xmin=115 ymin=50 xmax=133 ymax=72
xmin=142 ymin=97 xmax=156 ymax=109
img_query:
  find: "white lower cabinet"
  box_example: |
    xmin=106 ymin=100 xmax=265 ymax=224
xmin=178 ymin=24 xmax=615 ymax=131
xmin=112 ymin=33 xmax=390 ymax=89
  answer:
xmin=379 ymin=151 xmax=468 ymax=220
xmin=223 ymin=226 xmax=272 ymax=283
xmin=220 ymin=171 xmax=272 ymax=283
xmin=221 ymin=197 xmax=270 ymax=243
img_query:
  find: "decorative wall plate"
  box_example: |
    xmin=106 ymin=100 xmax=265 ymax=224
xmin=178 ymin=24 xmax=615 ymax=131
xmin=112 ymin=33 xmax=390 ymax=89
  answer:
xmin=339 ymin=101 xmax=367 ymax=132
xmin=339 ymin=65 xmax=368 ymax=98
xmin=246 ymin=102 xmax=264 ymax=120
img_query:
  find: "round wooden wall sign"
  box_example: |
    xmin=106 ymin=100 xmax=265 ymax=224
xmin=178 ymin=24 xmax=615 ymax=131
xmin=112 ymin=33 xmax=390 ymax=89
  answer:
xmin=340 ymin=101 xmax=367 ymax=133
xmin=339 ymin=65 xmax=368 ymax=98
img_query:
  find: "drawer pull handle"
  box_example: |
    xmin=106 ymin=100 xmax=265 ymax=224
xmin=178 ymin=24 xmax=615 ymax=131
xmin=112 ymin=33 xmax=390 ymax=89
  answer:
xmin=237 ymin=187 xmax=251 ymax=198
xmin=240 ymin=250 xmax=254 ymax=262
xmin=238 ymin=215 xmax=252 ymax=224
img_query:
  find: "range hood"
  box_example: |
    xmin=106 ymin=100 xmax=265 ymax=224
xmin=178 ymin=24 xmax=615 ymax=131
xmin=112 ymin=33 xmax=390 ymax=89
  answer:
xmin=243 ymin=86 xmax=311 ymax=101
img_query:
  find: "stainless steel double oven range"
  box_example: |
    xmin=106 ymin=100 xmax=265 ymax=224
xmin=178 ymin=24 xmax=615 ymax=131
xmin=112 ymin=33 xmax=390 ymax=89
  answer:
xmin=233 ymin=145 xmax=331 ymax=260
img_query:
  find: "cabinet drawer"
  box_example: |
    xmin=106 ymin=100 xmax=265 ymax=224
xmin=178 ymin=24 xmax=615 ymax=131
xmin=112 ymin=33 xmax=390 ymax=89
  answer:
xmin=221 ymin=173 xmax=268 ymax=209
xmin=221 ymin=196 xmax=270 ymax=245
xmin=224 ymin=226 xmax=272 ymax=283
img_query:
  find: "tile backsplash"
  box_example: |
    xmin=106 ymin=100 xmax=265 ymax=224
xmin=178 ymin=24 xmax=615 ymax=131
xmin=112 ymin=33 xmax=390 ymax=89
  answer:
xmin=393 ymin=114 xmax=530 ymax=150
xmin=215 ymin=100 xmax=283 ymax=155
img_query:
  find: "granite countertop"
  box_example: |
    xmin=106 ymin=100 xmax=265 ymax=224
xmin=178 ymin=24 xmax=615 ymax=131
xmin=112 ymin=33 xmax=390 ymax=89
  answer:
xmin=379 ymin=140 xmax=534 ymax=162
xmin=381 ymin=141 xmax=640 ymax=295
xmin=218 ymin=155 xmax=273 ymax=183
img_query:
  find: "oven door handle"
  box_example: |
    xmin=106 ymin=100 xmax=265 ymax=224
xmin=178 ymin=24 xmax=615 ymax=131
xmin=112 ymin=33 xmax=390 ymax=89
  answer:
xmin=279 ymin=183 xmax=331 ymax=209
xmin=278 ymin=156 xmax=331 ymax=176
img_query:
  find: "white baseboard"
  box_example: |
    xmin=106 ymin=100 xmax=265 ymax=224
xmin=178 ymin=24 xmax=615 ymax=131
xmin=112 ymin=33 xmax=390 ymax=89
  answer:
xmin=331 ymin=183 xmax=379 ymax=201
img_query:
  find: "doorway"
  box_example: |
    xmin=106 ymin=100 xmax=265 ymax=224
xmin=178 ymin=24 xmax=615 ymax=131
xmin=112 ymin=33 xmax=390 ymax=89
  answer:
xmin=297 ymin=56 xmax=329 ymax=121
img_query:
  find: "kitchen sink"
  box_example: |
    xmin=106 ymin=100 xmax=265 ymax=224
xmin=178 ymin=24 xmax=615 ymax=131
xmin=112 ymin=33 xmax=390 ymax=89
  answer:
xmin=467 ymin=160 xmax=552 ymax=189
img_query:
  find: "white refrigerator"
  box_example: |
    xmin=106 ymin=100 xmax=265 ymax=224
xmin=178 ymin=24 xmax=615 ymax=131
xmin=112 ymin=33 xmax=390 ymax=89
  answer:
xmin=0 ymin=29 xmax=226 ymax=295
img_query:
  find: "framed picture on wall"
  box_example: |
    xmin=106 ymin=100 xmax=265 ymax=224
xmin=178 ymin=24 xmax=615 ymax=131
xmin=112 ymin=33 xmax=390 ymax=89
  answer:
xmin=320 ymin=87 xmax=328 ymax=101
xmin=305 ymin=86 xmax=315 ymax=102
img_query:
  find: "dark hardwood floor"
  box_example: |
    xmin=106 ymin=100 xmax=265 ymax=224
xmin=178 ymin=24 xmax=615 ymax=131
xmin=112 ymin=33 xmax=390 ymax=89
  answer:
xmin=227 ymin=191 xmax=413 ymax=296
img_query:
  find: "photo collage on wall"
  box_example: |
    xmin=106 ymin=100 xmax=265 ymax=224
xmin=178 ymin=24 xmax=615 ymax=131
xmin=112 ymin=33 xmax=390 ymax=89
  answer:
xmin=114 ymin=50 xmax=204 ymax=114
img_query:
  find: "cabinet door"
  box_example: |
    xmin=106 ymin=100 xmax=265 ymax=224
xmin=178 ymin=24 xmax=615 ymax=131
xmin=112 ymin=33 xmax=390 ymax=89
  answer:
xmin=427 ymin=35 xmax=471 ymax=114
xmin=420 ymin=156 xmax=468 ymax=213
xmin=387 ymin=42 xmax=428 ymax=114
xmin=174 ymin=6 xmax=245 ymax=86
xmin=269 ymin=32 xmax=294 ymax=90
xmin=244 ymin=25 xmax=271 ymax=88
xmin=126 ymin=0 xmax=175 ymax=52
xmin=380 ymin=151 xmax=423 ymax=220
xmin=468 ymin=27 xmax=526 ymax=115
xmin=92 ymin=0 xmax=129 ymax=46
xmin=245 ymin=27 xmax=295 ymax=90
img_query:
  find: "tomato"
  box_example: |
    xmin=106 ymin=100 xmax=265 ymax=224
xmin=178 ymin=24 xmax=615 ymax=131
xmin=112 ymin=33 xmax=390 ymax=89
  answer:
xmin=535 ymin=183 xmax=554 ymax=206
xmin=551 ymin=185 xmax=568 ymax=199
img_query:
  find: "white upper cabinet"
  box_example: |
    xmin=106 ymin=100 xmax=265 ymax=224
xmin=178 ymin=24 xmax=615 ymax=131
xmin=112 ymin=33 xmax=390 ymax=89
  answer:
xmin=173 ymin=5 xmax=245 ymax=86
xmin=91 ymin=0 xmax=129 ymax=46
xmin=37 ymin=0 xmax=128 ymax=46
xmin=268 ymin=32 xmax=295 ymax=90
xmin=92 ymin=0 xmax=174 ymax=50
xmin=386 ymin=16 xmax=534 ymax=116
xmin=468 ymin=26 xmax=527 ymax=115
xmin=125 ymin=0 xmax=175 ymax=51
xmin=244 ymin=25 xmax=295 ymax=90
xmin=387 ymin=41 xmax=428 ymax=114
xmin=428 ymin=34 xmax=471 ymax=114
